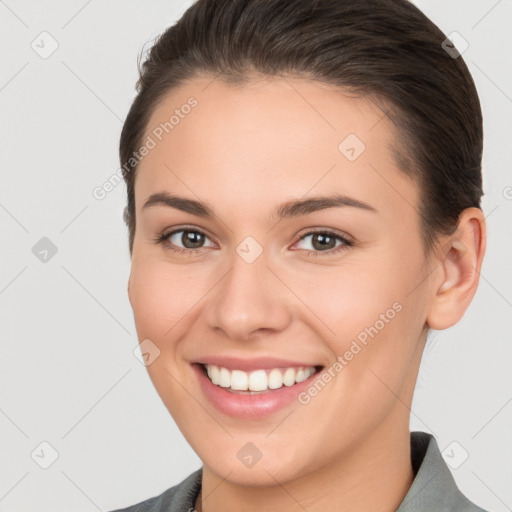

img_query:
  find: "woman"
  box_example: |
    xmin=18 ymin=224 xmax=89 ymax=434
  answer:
xmin=111 ymin=0 xmax=488 ymax=510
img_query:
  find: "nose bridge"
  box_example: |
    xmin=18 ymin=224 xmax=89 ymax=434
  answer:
xmin=204 ymin=241 xmax=291 ymax=340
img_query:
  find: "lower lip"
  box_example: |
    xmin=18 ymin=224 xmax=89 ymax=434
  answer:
xmin=193 ymin=364 xmax=321 ymax=419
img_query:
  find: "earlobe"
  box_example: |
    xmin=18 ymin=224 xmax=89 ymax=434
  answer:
xmin=426 ymin=208 xmax=487 ymax=330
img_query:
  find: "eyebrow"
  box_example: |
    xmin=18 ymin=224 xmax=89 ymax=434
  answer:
xmin=142 ymin=192 xmax=377 ymax=221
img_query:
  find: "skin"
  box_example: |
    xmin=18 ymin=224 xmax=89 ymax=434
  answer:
xmin=127 ymin=75 xmax=486 ymax=512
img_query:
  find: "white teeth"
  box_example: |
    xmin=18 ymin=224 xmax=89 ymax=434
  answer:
xmin=268 ymin=368 xmax=283 ymax=389
xmin=207 ymin=365 xmax=220 ymax=385
xmin=282 ymin=368 xmax=296 ymax=387
xmin=203 ymin=364 xmax=317 ymax=392
xmin=219 ymin=367 xmax=231 ymax=388
xmin=295 ymin=368 xmax=306 ymax=383
xmin=230 ymin=370 xmax=248 ymax=391
xmin=248 ymin=369 xmax=268 ymax=391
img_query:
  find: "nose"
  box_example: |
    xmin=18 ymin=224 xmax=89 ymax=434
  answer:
xmin=203 ymin=247 xmax=292 ymax=342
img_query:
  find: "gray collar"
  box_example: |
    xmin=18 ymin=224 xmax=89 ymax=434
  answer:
xmin=396 ymin=431 xmax=486 ymax=511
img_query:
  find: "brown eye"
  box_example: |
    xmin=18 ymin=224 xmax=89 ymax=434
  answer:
xmin=294 ymin=230 xmax=353 ymax=255
xmin=179 ymin=230 xmax=205 ymax=249
xmin=311 ymin=233 xmax=337 ymax=250
xmin=159 ymin=228 xmax=216 ymax=252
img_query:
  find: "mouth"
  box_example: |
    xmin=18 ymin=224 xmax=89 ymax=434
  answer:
xmin=199 ymin=363 xmax=324 ymax=394
xmin=191 ymin=354 xmax=326 ymax=418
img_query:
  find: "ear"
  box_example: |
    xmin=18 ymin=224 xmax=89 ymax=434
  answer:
xmin=426 ymin=207 xmax=487 ymax=330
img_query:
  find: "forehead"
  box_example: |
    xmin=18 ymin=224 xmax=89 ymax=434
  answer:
xmin=135 ymin=75 xmax=419 ymax=222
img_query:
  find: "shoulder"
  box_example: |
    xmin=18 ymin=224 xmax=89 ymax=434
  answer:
xmin=108 ymin=468 xmax=202 ymax=512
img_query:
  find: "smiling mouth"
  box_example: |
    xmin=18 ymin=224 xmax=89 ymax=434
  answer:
xmin=199 ymin=363 xmax=323 ymax=394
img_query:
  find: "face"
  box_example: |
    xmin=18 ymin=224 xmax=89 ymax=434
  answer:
xmin=128 ymin=75 xmax=434 ymax=486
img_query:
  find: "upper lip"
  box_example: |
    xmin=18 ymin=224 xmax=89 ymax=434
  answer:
xmin=195 ymin=356 xmax=322 ymax=372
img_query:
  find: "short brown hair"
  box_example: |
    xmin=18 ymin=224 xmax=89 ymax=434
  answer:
xmin=119 ymin=0 xmax=483 ymax=256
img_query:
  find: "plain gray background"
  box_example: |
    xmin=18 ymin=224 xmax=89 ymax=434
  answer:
xmin=1 ymin=0 xmax=511 ymax=511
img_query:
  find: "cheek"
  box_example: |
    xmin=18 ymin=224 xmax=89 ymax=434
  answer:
xmin=128 ymin=259 xmax=207 ymax=421
xmin=288 ymin=264 xmax=423 ymax=461
xmin=129 ymin=258 xmax=204 ymax=341
xmin=291 ymin=250 xmax=426 ymax=392
xmin=288 ymin=258 xmax=406 ymax=343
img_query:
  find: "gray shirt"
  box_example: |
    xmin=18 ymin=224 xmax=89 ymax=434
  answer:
xmin=110 ymin=431 xmax=489 ymax=511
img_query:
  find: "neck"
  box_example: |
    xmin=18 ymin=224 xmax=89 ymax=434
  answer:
xmin=198 ymin=422 xmax=414 ymax=512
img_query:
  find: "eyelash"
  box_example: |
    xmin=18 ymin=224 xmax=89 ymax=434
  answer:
xmin=153 ymin=225 xmax=353 ymax=257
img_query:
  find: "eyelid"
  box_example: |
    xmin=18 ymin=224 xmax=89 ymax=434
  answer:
xmin=294 ymin=226 xmax=353 ymax=244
